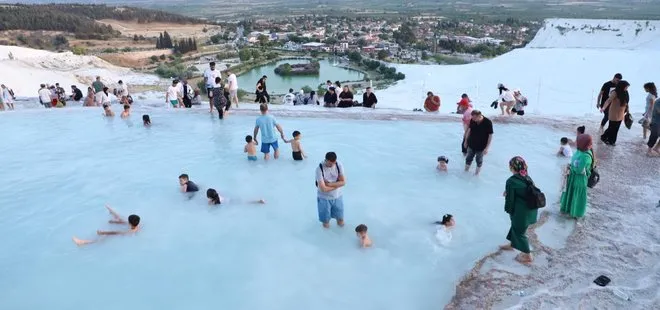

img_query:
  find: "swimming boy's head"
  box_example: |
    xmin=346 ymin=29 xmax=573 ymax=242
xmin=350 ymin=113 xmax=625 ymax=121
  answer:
xmin=207 ymin=188 xmax=220 ymax=205
xmin=102 ymin=104 xmax=110 ymax=110
xmin=128 ymin=214 xmax=140 ymax=228
xmin=577 ymin=126 xmax=585 ymax=135
xmin=292 ymin=130 xmax=301 ymax=139
xmin=142 ymin=114 xmax=151 ymax=125
xmin=246 ymin=135 xmax=253 ymax=143
xmin=355 ymin=224 xmax=368 ymax=237
xmin=123 ymin=104 xmax=130 ymax=111
xmin=560 ymin=137 xmax=569 ymax=145
xmin=259 ymin=103 xmax=268 ymax=114
xmin=437 ymin=156 xmax=449 ymax=164
xmin=324 ymin=151 xmax=337 ymax=167
xmin=178 ymin=174 xmax=189 ymax=185
xmin=441 ymin=214 xmax=455 ymax=227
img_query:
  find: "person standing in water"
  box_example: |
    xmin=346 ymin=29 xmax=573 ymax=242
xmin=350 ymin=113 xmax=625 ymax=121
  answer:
xmin=226 ymin=69 xmax=239 ymax=108
xmin=642 ymin=82 xmax=657 ymax=140
xmin=253 ymin=104 xmax=285 ymax=160
xmin=316 ymin=152 xmax=346 ymax=229
xmin=500 ymin=156 xmax=538 ymax=265
xmin=92 ymin=76 xmax=104 ymax=94
xmin=597 ymin=73 xmax=622 ymax=133
xmin=600 ymin=80 xmax=630 ymax=146
xmin=463 ymin=110 xmax=493 ymax=175
xmin=560 ymin=134 xmax=594 ymax=218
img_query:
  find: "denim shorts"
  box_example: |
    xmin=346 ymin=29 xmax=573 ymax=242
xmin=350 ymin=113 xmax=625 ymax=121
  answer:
xmin=317 ymin=196 xmax=344 ymax=223
xmin=465 ymin=147 xmax=484 ymax=167
xmin=260 ymin=140 xmax=279 ymax=153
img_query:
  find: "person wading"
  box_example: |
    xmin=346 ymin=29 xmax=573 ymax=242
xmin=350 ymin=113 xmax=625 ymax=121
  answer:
xmin=203 ymin=62 xmax=221 ymax=113
xmin=597 ymin=73 xmax=622 ymax=133
xmin=315 ymin=152 xmax=346 ymax=229
xmin=600 ymin=80 xmax=630 ymax=146
xmin=463 ymin=110 xmax=493 ymax=175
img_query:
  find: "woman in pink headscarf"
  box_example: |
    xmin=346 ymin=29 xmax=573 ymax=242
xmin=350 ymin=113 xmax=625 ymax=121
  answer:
xmin=500 ymin=156 xmax=538 ymax=265
xmin=560 ymin=134 xmax=594 ymax=218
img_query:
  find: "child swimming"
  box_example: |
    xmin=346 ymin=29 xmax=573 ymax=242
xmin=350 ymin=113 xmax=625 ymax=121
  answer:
xmin=72 ymin=205 xmax=140 ymax=246
xmin=355 ymin=224 xmax=373 ymax=248
xmin=179 ymin=174 xmax=199 ymax=193
xmin=558 ymin=137 xmax=573 ymax=157
xmin=120 ymin=104 xmax=130 ymax=119
xmin=142 ymin=114 xmax=151 ymax=126
xmin=434 ymin=214 xmax=455 ymax=245
xmin=206 ymin=188 xmax=265 ymax=205
xmin=244 ymin=135 xmax=257 ymax=161
xmin=437 ymin=156 xmax=449 ymax=172
xmin=283 ymin=130 xmax=307 ymax=161
xmin=102 ymin=104 xmax=114 ymax=117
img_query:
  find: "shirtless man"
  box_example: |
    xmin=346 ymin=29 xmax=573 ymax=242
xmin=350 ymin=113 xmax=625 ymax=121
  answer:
xmin=72 ymin=205 xmax=140 ymax=246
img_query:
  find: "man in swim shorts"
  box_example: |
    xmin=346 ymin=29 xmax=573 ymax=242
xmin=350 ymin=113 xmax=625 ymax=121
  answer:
xmin=316 ymin=152 xmax=346 ymax=228
xmin=253 ymin=104 xmax=285 ymax=160
xmin=166 ymin=80 xmax=182 ymax=108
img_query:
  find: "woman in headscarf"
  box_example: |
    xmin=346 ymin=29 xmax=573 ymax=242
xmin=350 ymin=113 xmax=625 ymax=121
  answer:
xmin=560 ymin=134 xmax=594 ymax=218
xmin=600 ymin=80 xmax=630 ymax=145
xmin=500 ymin=156 xmax=538 ymax=265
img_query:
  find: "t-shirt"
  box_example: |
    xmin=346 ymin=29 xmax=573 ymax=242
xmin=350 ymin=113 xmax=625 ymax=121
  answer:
xmin=227 ymin=74 xmax=238 ymax=91
xmin=467 ymin=117 xmax=494 ymax=151
xmin=204 ymin=69 xmax=221 ymax=88
xmin=38 ymin=88 xmax=51 ymax=103
xmin=600 ymin=81 xmax=616 ymax=107
xmin=3 ymin=88 xmax=13 ymax=103
xmin=282 ymin=93 xmax=295 ymax=105
xmin=255 ymin=114 xmax=278 ymax=143
xmin=645 ymin=93 xmax=655 ymax=117
xmin=167 ymin=86 xmax=180 ymax=100
xmin=499 ymin=90 xmax=515 ymax=102
xmin=458 ymin=97 xmax=470 ymax=108
xmin=186 ymin=181 xmax=199 ymax=192
xmin=92 ymin=81 xmax=104 ymax=94
xmin=652 ymin=98 xmax=660 ymax=125
xmin=316 ymin=161 xmax=344 ymax=200
xmin=73 ymin=89 xmax=83 ymax=101
xmin=560 ymin=145 xmax=573 ymax=157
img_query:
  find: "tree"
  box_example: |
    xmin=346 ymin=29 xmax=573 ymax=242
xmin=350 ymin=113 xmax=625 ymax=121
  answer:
xmin=348 ymin=51 xmax=362 ymax=62
xmin=257 ymin=34 xmax=269 ymax=45
xmin=377 ymin=50 xmax=388 ymax=60
xmin=52 ymin=35 xmax=68 ymax=48
xmin=393 ymin=23 xmax=416 ymax=46
xmin=324 ymin=37 xmax=338 ymax=45
xmin=356 ymin=38 xmax=367 ymax=47
xmin=238 ymin=49 xmax=251 ymax=61
xmin=251 ymin=49 xmax=261 ymax=59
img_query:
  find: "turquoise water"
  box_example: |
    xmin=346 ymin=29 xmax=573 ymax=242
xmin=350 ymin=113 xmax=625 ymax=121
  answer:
xmin=236 ymin=58 xmax=365 ymax=95
xmin=0 ymin=108 xmax=564 ymax=310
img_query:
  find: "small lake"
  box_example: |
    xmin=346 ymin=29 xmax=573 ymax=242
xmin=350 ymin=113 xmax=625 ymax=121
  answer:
xmin=236 ymin=58 xmax=365 ymax=94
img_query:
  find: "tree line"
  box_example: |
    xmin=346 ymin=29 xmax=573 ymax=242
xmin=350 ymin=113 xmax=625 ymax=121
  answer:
xmin=156 ymin=31 xmax=198 ymax=54
xmin=22 ymin=4 xmax=204 ymax=24
xmin=0 ymin=5 xmax=118 ymax=40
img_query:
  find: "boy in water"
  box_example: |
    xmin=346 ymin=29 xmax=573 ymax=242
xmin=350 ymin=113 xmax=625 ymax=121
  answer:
xmin=103 ymin=104 xmax=114 ymax=117
xmin=72 ymin=205 xmax=140 ymax=246
xmin=437 ymin=156 xmax=449 ymax=172
xmin=557 ymin=137 xmax=573 ymax=157
xmin=244 ymin=135 xmax=258 ymax=161
xmin=142 ymin=114 xmax=151 ymax=126
xmin=179 ymin=174 xmax=199 ymax=193
xmin=120 ymin=104 xmax=131 ymax=119
xmin=355 ymin=224 xmax=372 ymax=248
xmin=283 ymin=130 xmax=307 ymax=161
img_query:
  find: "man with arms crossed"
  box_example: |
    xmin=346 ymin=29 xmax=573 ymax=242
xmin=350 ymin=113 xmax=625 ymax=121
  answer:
xmin=316 ymin=152 xmax=346 ymax=229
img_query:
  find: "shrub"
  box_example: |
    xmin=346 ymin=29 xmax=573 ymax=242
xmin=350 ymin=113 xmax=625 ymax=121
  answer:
xmin=159 ymin=54 xmax=166 ymax=60
xmin=71 ymin=46 xmax=86 ymax=55
xmin=122 ymin=47 xmax=132 ymax=52
xmin=102 ymin=48 xmax=117 ymax=53
xmin=150 ymin=55 xmax=159 ymax=62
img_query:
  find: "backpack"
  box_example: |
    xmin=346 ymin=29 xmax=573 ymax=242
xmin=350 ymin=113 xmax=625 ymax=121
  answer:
xmin=518 ymin=175 xmax=546 ymax=209
xmin=315 ymin=163 xmax=341 ymax=187
xmin=586 ymin=151 xmax=600 ymax=188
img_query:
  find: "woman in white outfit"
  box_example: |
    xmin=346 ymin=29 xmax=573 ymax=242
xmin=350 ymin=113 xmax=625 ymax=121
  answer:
xmin=498 ymin=83 xmax=515 ymax=116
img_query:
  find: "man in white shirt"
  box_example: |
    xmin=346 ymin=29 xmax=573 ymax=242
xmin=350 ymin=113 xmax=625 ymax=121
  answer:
xmin=117 ymin=80 xmax=129 ymax=104
xmin=38 ymin=84 xmax=52 ymax=108
xmin=226 ymin=70 xmax=239 ymax=108
xmin=203 ymin=62 xmax=221 ymax=113
xmin=166 ymin=80 xmax=182 ymax=108
xmin=282 ymin=88 xmax=296 ymax=105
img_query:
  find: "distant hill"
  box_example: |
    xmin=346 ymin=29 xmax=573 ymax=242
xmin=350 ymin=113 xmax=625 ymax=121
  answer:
xmin=0 ymin=4 xmax=205 ymax=39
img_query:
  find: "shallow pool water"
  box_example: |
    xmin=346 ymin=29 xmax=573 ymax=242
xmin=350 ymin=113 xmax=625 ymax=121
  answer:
xmin=0 ymin=108 xmax=565 ymax=310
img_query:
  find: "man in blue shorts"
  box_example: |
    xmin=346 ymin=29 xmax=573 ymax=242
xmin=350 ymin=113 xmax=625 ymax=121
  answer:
xmin=316 ymin=152 xmax=346 ymax=228
xmin=253 ymin=104 xmax=285 ymax=160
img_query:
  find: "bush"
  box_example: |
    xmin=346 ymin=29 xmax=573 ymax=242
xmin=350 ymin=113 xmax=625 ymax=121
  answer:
xmin=102 ymin=48 xmax=117 ymax=53
xmin=150 ymin=55 xmax=159 ymax=62
xmin=301 ymin=85 xmax=314 ymax=93
xmin=71 ymin=45 xmax=86 ymax=55
xmin=159 ymin=54 xmax=166 ymax=60
xmin=122 ymin=47 xmax=132 ymax=52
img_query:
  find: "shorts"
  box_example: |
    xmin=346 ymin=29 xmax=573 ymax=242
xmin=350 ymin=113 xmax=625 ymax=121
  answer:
xmin=229 ymin=89 xmax=238 ymax=98
xmin=317 ymin=196 xmax=344 ymax=223
xmin=207 ymin=88 xmax=213 ymax=98
xmin=465 ymin=147 xmax=484 ymax=168
xmin=247 ymin=155 xmax=257 ymax=161
xmin=170 ymin=100 xmax=178 ymax=106
xmin=293 ymin=151 xmax=303 ymax=161
xmin=260 ymin=140 xmax=279 ymax=153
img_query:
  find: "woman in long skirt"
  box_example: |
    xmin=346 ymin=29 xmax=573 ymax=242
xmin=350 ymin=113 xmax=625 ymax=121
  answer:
xmin=560 ymin=134 xmax=593 ymax=218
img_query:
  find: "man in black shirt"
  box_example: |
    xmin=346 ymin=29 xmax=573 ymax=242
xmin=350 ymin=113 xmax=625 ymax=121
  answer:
xmin=362 ymin=87 xmax=378 ymax=108
xmin=70 ymin=85 xmax=83 ymax=101
xmin=463 ymin=110 xmax=493 ymax=176
xmin=597 ymin=73 xmax=622 ymax=131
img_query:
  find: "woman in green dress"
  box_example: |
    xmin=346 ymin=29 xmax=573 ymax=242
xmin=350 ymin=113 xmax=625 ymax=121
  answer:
xmin=500 ymin=156 xmax=538 ymax=265
xmin=560 ymin=134 xmax=593 ymax=218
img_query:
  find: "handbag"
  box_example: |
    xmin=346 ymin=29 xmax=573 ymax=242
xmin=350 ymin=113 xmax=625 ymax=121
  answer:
xmin=586 ymin=151 xmax=600 ymax=188
xmin=624 ymin=112 xmax=633 ymax=129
